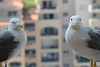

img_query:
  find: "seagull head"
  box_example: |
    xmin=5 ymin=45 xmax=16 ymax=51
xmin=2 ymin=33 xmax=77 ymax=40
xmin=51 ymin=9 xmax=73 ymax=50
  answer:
xmin=69 ymin=15 xmax=82 ymax=29
xmin=8 ymin=18 xmax=23 ymax=30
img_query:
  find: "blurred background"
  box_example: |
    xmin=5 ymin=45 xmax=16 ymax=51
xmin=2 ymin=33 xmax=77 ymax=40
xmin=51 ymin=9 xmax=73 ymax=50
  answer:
xmin=0 ymin=0 xmax=99 ymax=67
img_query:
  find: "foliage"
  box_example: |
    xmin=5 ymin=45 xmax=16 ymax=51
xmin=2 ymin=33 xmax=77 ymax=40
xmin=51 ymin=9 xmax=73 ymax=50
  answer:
xmin=0 ymin=26 xmax=8 ymax=32
xmin=23 ymin=0 xmax=36 ymax=13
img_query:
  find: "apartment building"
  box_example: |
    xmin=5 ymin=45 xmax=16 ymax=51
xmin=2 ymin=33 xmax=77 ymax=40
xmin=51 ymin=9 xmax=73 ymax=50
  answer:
xmin=37 ymin=0 xmax=75 ymax=67
xmin=75 ymin=0 xmax=100 ymax=67
xmin=0 ymin=0 xmax=76 ymax=67
xmin=0 ymin=0 xmax=23 ymax=29
xmin=0 ymin=0 xmax=24 ymax=67
xmin=23 ymin=8 xmax=39 ymax=67
xmin=61 ymin=0 xmax=75 ymax=67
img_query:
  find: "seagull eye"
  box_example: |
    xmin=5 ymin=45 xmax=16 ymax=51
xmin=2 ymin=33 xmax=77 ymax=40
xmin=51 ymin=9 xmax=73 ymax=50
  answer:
xmin=12 ymin=22 xmax=14 ymax=23
xmin=12 ymin=22 xmax=15 ymax=24
xmin=79 ymin=19 xmax=81 ymax=21
xmin=71 ymin=19 xmax=73 ymax=21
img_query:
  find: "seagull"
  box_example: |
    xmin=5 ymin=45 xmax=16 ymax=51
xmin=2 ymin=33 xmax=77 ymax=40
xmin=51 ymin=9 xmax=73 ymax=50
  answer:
xmin=65 ymin=15 xmax=100 ymax=67
xmin=0 ymin=18 xmax=27 ymax=67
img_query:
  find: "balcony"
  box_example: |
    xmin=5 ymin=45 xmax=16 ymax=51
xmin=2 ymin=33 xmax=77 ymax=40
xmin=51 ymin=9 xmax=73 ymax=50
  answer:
xmin=39 ymin=7 xmax=59 ymax=13
xmin=76 ymin=55 xmax=90 ymax=63
xmin=39 ymin=14 xmax=59 ymax=21
xmin=0 ymin=16 xmax=21 ymax=22
xmin=41 ymin=40 xmax=58 ymax=49
xmin=74 ymin=55 xmax=90 ymax=66
xmin=42 ymin=53 xmax=59 ymax=62
xmin=91 ymin=3 xmax=100 ymax=13
xmin=26 ymin=36 xmax=35 ymax=45
xmin=43 ymin=65 xmax=59 ymax=67
xmin=24 ymin=23 xmax=35 ymax=32
xmin=0 ymin=0 xmax=23 ymax=9
xmin=41 ymin=27 xmax=58 ymax=36
xmin=38 ymin=1 xmax=59 ymax=13
xmin=89 ymin=18 xmax=100 ymax=27
xmin=0 ymin=10 xmax=23 ymax=22
xmin=26 ymin=63 xmax=36 ymax=67
xmin=42 ymin=6 xmax=56 ymax=9
xmin=9 ymin=62 xmax=21 ymax=67
xmin=25 ymin=50 xmax=36 ymax=58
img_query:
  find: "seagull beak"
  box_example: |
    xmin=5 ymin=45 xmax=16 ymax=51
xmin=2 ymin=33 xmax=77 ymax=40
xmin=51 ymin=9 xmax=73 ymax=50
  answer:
xmin=17 ymin=25 xmax=23 ymax=28
xmin=74 ymin=22 xmax=79 ymax=27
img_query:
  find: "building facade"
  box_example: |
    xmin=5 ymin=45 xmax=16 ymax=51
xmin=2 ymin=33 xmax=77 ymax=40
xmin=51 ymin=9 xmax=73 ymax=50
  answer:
xmin=0 ymin=0 xmax=24 ymax=67
xmin=0 ymin=0 xmax=76 ymax=67
xmin=23 ymin=8 xmax=39 ymax=67
xmin=37 ymin=0 xmax=75 ymax=67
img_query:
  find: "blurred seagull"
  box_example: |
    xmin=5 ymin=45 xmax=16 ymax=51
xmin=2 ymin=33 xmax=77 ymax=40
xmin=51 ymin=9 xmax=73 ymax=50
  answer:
xmin=0 ymin=18 xmax=27 ymax=67
xmin=65 ymin=15 xmax=100 ymax=67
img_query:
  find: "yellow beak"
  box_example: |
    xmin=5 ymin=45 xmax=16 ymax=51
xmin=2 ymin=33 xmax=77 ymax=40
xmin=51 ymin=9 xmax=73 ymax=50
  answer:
xmin=17 ymin=25 xmax=23 ymax=28
xmin=74 ymin=22 xmax=79 ymax=27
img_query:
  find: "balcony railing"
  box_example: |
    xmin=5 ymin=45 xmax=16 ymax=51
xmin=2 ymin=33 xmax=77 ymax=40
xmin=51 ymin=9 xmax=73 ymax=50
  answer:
xmin=76 ymin=55 xmax=90 ymax=62
xmin=26 ymin=54 xmax=35 ymax=58
xmin=26 ymin=41 xmax=35 ymax=45
xmin=26 ymin=63 xmax=36 ymax=67
xmin=42 ymin=44 xmax=58 ymax=49
xmin=25 ymin=50 xmax=35 ymax=58
xmin=41 ymin=32 xmax=58 ymax=36
xmin=39 ymin=16 xmax=59 ymax=20
xmin=43 ymin=65 xmax=59 ymax=67
xmin=42 ymin=53 xmax=59 ymax=62
xmin=93 ymin=4 xmax=100 ymax=9
xmin=10 ymin=62 xmax=21 ymax=67
xmin=0 ymin=0 xmax=23 ymax=9
xmin=10 ymin=66 xmax=21 ymax=67
xmin=42 ymin=6 xmax=56 ymax=9
xmin=25 ymin=27 xmax=35 ymax=32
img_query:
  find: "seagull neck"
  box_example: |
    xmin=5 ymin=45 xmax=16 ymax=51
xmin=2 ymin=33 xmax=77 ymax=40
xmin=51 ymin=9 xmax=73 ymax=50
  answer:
xmin=69 ymin=25 xmax=82 ymax=30
xmin=8 ymin=28 xmax=22 ymax=31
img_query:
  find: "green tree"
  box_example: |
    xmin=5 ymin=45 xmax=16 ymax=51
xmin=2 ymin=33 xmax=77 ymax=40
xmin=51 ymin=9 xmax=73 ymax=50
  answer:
xmin=23 ymin=0 xmax=36 ymax=13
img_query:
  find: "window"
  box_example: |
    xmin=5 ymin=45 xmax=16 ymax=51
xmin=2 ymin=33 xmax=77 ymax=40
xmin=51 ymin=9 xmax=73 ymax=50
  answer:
xmin=42 ymin=1 xmax=56 ymax=9
xmin=80 ymin=0 xmax=85 ymax=10
xmin=63 ymin=13 xmax=68 ymax=17
xmin=25 ymin=50 xmax=36 ymax=58
xmin=26 ymin=63 xmax=36 ymax=67
xmin=42 ymin=53 xmax=59 ymax=62
xmin=0 ymin=0 xmax=3 ymax=2
xmin=63 ymin=0 xmax=68 ymax=3
xmin=92 ymin=13 xmax=97 ymax=18
xmin=76 ymin=55 xmax=90 ymax=62
xmin=41 ymin=27 xmax=58 ymax=36
xmin=8 ymin=11 xmax=17 ymax=17
xmin=92 ymin=0 xmax=96 ymax=3
xmin=27 ymin=36 xmax=35 ymax=45
xmin=43 ymin=14 xmax=54 ymax=19
xmin=24 ymin=23 xmax=35 ymax=31
xmin=63 ymin=51 xmax=69 ymax=56
xmin=63 ymin=38 xmax=66 ymax=42
xmin=64 ymin=64 xmax=69 ymax=67
xmin=43 ymin=1 xmax=53 ymax=8
xmin=43 ymin=65 xmax=59 ymax=67
xmin=42 ymin=39 xmax=58 ymax=49
xmin=10 ymin=62 xmax=21 ymax=67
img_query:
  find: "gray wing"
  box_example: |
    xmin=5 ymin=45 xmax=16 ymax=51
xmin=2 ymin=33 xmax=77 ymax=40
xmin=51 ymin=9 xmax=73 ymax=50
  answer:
xmin=86 ymin=27 xmax=100 ymax=50
xmin=0 ymin=30 xmax=19 ymax=62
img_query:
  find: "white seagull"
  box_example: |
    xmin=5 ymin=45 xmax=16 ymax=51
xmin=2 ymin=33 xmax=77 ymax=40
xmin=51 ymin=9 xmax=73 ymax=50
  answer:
xmin=65 ymin=15 xmax=100 ymax=67
xmin=0 ymin=18 xmax=27 ymax=67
